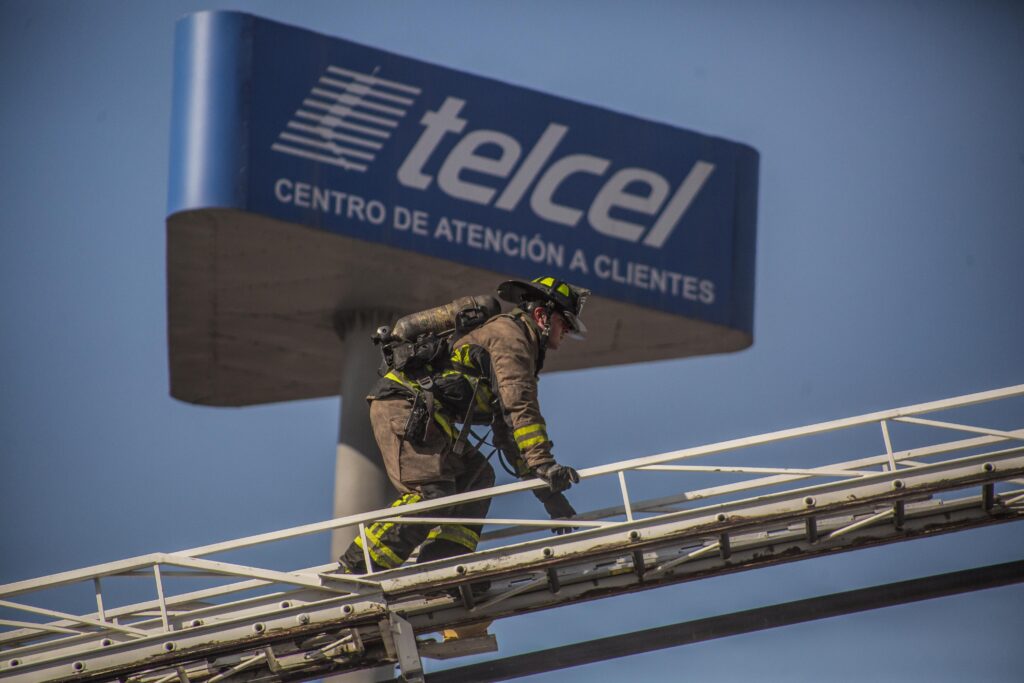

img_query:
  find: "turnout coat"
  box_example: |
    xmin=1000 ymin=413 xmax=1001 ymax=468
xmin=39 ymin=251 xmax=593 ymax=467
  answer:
xmin=368 ymin=309 xmax=556 ymax=492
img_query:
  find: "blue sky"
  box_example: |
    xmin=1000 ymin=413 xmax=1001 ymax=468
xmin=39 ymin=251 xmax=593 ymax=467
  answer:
xmin=2 ymin=2 xmax=1023 ymax=681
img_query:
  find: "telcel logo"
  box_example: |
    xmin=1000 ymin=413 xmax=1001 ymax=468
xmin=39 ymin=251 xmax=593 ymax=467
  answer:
xmin=397 ymin=97 xmax=714 ymax=249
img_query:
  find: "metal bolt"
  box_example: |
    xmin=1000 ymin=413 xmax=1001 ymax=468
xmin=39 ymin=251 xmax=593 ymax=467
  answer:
xmin=892 ymin=480 xmax=905 ymax=490
xmin=190 ymin=619 xmax=203 ymax=628
xmin=280 ymin=601 xmax=292 ymax=609
xmin=252 ymin=623 xmax=266 ymax=634
xmin=8 ymin=659 xmax=20 ymax=668
xmin=298 ymin=613 xmax=311 ymax=625
xmin=456 ymin=565 xmax=467 ymax=574
xmin=983 ymin=462 xmax=995 ymax=473
xmin=100 ymin=638 xmax=112 ymax=647
xmin=716 ymin=513 xmax=728 ymax=522
xmin=804 ymin=496 xmax=816 ymax=507
xmin=341 ymin=605 xmax=354 ymax=616
xmin=629 ymin=530 xmax=641 ymax=541
xmin=72 ymin=661 xmax=86 ymax=672
xmin=163 ymin=642 xmax=176 ymax=652
xmin=543 ymin=547 xmax=554 ymax=558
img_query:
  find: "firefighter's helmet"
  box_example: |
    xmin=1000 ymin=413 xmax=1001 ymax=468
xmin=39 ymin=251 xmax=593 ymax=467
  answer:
xmin=497 ymin=276 xmax=590 ymax=337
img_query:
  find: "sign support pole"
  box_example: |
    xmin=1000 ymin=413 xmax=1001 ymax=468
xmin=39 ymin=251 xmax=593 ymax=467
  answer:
xmin=330 ymin=311 xmax=399 ymax=683
xmin=331 ymin=310 xmax=399 ymax=561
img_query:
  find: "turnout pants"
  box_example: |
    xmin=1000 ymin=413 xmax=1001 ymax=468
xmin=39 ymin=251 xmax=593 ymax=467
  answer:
xmin=339 ymin=398 xmax=495 ymax=573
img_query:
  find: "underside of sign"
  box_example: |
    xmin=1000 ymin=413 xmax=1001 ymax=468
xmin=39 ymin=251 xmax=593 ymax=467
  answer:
xmin=168 ymin=209 xmax=750 ymax=405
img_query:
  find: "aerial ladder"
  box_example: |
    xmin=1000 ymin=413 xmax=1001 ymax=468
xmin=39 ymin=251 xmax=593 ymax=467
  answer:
xmin=2 ymin=385 xmax=1023 ymax=682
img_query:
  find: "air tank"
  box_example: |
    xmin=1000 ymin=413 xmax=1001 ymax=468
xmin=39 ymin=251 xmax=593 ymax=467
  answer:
xmin=390 ymin=295 xmax=501 ymax=341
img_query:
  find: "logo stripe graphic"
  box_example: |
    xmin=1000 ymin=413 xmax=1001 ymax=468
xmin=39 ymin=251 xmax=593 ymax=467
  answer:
xmin=320 ymin=76 xmax=415 ymax=106
xmin=270 ymin=144 xmax=370 ymax=172
xmin=278 ymin=132 xmax=376 ymax=160
xmin=273 ymin=65 xmax=420 ymax=173
xmin=313 ymin=83 xmax=406 ymax=116
xmin=285 ymin=121 xmax=383 ymax=150
xmin=293 ymin=109 xmax=390 ymax=138
xmin=327 ymin=65 xmax=422 ymax=95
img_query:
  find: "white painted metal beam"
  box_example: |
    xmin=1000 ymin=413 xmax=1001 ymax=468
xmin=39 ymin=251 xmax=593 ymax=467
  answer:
xmin=2 ymin=384 xmax=1022 ymax=683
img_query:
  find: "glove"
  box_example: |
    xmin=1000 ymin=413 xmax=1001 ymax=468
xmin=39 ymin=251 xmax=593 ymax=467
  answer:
xmin=534 ymin=463 xmax=580 ymax=493
xmin=532 ymin=490 xmax=578 ymax=535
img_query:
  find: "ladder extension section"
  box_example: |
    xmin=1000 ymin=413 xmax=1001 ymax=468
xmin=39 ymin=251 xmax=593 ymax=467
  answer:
xmin=2 ymin=385 xmax=1023 ymax=682
xmin=419 ymin=559 xmax=1024 ymax=683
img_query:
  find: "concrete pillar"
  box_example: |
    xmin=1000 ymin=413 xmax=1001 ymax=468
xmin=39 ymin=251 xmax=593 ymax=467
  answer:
xmin=331 ymin=310 xmax=399 ymax=560
xmin=330 ymin=310 xmax=399 ymax=683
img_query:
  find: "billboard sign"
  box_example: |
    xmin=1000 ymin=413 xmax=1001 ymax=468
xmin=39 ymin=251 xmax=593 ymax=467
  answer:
xmin=169 ymin=11 xmax=758 ymax=335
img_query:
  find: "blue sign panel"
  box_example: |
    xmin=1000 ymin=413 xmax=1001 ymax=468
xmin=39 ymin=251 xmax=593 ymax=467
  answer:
xmin=169 ymin=11 xmax=758 ymax=333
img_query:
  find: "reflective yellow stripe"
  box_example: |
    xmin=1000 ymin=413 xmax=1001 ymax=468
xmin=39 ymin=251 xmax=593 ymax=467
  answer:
xmin=468 ymin=378 xmax=491 ymax=413
xmin=383 ymin=371 xmax=456 ymax=440
xmin=514 ymin=424 xmax=547 ymax=448
xmin=354 ymin=493 xmax=423 ymax=569
xmin=354 ymin=537 xmax=401 ymax=568
xmin=384 ymin=370 xmax=418 ymax=392
xmin=434 ymin=412 xmax=456 ymax=439
xmin=518 ymin=434 xmax=548 ymax=450
xmin=515 ymin=423 xmax=549 ymax=450
xmin=354 ymin=529 xmax=403 ymax=568
xmin=426 ymin=524 xmax=480 ymax=551
xmin=451 ymin=344 xmax=474 ymax=369
xmin=532 ymin=276 xmax=570 ymax=297
xmin=440 ymin=362 xmax=494 ymax=414
xmin=474 ymin=391 xmax=490 ymax=413
xmin=514 ymin=423 xmax=545 ymax=439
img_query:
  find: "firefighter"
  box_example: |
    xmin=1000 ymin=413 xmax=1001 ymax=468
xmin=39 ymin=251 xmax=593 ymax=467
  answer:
xmin=338 ymin=276 xmax=587 ymax=574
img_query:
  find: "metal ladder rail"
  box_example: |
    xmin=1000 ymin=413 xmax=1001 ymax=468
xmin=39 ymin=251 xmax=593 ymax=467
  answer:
xmin=3 ymin=445 xmax=1022 ymax=682
xmin=417 ymin=559 xmax=1024 ymax=683
xmin=3 ymin=424 xmax=1021 ymax=654
xmin=2 ymin=428 xmax=1024 ymax=667
xmin=46 ymin=470 xmax=1024 ymax=682
xmin=141 ymin=484 xmax=1024 ymax=683
xmin=2 ymin=384 xmax=1023 ymax=680
xmin=481 ymin=427 xmax=1024 ymax=543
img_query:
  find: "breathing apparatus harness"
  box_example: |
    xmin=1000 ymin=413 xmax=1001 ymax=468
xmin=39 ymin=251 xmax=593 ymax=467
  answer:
xmin=370 ymin=295 xmax=501 ymax=456
xmin=370 ymin=277 xmax=589 ymax=474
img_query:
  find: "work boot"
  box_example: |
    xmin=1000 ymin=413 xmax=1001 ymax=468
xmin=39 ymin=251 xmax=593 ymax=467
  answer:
xmin=337 ymin=548 xmax=367 ymax=574
xmin=338 ymin=550 xmax=389 ymax=574
xmin=416 ymin=538 xmax=471 ymax=564
xmin=337 ymin=559 xmax=363 ymax=574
